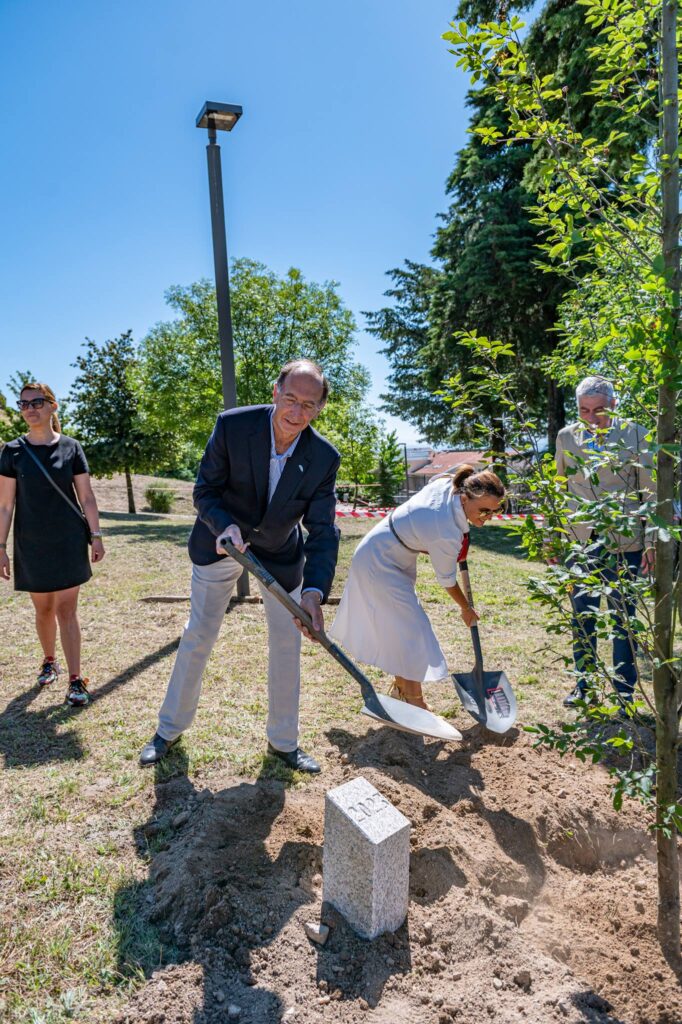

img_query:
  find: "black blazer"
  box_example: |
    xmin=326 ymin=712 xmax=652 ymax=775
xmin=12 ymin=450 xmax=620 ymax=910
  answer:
xmin=188 ymin=405 xmax=341 ymax=600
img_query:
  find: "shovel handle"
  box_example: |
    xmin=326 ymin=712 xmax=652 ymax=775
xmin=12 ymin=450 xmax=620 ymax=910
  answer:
xmin=221 ymin=540 xmax=324 ymax=639
xmin=220 ymin=540 xmax=388 ymax=719
xmin=459 ymin=559 xmax=475 ymax=608
xmin=459 ymin=559 xmax=484 ymax=674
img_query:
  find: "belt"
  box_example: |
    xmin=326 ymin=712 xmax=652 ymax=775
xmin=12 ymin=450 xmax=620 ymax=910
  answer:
xmin=388 ymin=513 xmax=426 ymax=554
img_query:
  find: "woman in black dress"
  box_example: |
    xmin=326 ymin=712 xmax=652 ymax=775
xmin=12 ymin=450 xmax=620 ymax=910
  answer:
xmin=0 ymin=382 xmax=105 ymax=706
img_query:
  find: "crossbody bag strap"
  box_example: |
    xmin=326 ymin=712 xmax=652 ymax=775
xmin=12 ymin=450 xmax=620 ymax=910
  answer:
xmin=17 ymin=437 xmax=91 ymax=539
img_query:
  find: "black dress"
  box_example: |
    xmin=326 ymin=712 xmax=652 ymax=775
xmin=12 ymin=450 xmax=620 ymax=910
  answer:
xmin=0 ymin=435 xmax=92 ymax=593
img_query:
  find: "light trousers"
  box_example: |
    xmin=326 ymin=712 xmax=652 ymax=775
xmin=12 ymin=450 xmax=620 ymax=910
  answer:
xmin=157 ymin=557 xmax=302 ymax=752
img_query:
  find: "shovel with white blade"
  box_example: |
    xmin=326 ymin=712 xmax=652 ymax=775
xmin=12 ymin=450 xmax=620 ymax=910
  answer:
xmin=222 ymin=540 xmax=462 ymax=742
xmin=452 ymin=556 xmax=517 ymax=734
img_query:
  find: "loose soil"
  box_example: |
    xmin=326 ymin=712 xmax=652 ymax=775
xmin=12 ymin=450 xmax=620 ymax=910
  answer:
xmin=113 ymin=728 xmax=680 ymax=1024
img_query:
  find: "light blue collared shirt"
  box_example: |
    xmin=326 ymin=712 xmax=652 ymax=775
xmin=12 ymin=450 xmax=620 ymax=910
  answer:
xmin=269 ymin=411 xmax=301 ymax=502
xmin=269 ymin=411 xmax=321 ymax=600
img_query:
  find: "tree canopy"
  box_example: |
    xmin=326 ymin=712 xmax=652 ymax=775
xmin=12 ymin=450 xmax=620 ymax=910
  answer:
xmin=368 ymin=0 xmax=657 ymax=450
xmin=69 ymin=332 xmax=172 ymax=512
xmin=138 ymin=259 xmax=369 ymax=460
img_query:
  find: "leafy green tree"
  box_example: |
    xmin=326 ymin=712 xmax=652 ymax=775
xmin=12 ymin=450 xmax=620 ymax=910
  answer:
xmin=370 ymin=0 xmax=656 ymax=451
xmin=0 ymin=372 xmax=34 ymax=442
xmin=0 ymin=392 xmax=15 ymax=443
xmin=318 ymin=399 xmax=381 ymax=505
xmin=368 ymin=90 xmax=566 ymax=451
xmin=138 ymin=260 xmax=369 ymax=461
xmin=445 ymin=0 xmax=681 ymax=959
xmin=69 ymin=333 xmax=172 ymax=513
xmin=375 ymin=430 xmax=406 ymax=506
xmin=365 ymin=262 xmax=453 ymax=441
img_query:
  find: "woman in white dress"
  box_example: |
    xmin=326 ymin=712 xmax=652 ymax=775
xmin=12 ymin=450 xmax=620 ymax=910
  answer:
xmin=329 ymin=465 xmax=505 ymax=709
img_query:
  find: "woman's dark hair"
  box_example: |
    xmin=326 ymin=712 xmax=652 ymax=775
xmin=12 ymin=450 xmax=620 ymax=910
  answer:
xmin=275 ymin=359 xmax=329 ymax=405
xmin=20 ymin=382 xmax=61 ymax=433
xmin=450 ymin=464 xmax=506 ymax=503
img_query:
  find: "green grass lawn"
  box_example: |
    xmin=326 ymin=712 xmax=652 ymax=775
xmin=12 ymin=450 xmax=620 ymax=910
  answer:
xmin=0 ymin=514 xmax=599 ymax=1022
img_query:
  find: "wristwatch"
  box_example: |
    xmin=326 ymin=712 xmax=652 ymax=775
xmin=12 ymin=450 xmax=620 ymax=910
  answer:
xmin=91 ymin=531 xmax=103 ymax=539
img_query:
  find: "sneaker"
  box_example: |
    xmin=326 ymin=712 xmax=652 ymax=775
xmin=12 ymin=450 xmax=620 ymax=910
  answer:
xmin=66 ymin=677 xmax=90 ymax=707
xmin=37 ymin=658 xmax=60 ymax=687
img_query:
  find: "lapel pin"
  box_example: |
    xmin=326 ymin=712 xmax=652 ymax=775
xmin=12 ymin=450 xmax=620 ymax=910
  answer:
xmin=298 ymin=464 xmax=304 ymax=472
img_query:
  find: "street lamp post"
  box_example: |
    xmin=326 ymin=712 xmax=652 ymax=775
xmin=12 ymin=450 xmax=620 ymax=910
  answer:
xmin=196 ymin=100 xmax=249 ymax=597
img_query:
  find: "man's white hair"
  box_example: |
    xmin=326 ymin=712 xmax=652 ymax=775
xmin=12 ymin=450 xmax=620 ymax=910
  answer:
xmin=575 ymin=375 xmax=615 ymax=403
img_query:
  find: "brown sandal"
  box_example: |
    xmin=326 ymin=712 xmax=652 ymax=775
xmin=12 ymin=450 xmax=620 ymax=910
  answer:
xmin=389 ymin=682 xmax=431 ymax=711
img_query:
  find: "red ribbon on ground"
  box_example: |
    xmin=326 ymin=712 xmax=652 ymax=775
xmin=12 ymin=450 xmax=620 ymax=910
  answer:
xmin=335 ymin=507 xmax=544 ymax=521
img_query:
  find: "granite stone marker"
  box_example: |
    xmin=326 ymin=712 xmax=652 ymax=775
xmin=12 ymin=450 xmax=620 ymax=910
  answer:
xmin=323 ymin=776 xmax=410 ymax=939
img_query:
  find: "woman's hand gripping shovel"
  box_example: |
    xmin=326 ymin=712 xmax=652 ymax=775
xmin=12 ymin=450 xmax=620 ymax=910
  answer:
xmin=452 ymin=556 xmax=517 ymax=734
xmin=222 ymin=540 xmax=461 ymax=742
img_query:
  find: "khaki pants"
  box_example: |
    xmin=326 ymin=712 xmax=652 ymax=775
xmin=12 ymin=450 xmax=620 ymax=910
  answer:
xmin=157 ymin=557 xmax=302 ymax=752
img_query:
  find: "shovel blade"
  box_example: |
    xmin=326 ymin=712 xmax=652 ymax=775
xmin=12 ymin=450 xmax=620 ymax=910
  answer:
xmin=452 ymin=669 xmax=517 ymax=734
xmin=362 ymin=693 xmax=462 ymax=742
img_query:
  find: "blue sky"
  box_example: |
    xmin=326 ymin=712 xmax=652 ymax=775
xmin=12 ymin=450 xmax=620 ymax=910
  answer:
xmin=0 ymin=0 xmax=472 ymax=443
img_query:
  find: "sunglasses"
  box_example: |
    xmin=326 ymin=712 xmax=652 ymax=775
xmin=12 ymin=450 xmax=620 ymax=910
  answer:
xmin=17 ymin=398 xmax=49 ymax=410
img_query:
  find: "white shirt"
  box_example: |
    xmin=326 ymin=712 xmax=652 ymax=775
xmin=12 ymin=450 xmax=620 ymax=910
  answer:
xmin=391 ymin=476 xmax=469 ymax=587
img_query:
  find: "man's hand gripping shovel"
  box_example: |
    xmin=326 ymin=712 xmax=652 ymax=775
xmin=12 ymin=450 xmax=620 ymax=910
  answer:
xmin=222 ymin=540 xmax=461 ymax=742
xmin=452 ymin=556 xmax=517 ymax=734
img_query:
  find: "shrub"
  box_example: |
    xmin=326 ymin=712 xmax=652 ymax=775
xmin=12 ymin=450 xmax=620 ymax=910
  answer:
xmin=144 ymin=485 xmax=175 ymax=513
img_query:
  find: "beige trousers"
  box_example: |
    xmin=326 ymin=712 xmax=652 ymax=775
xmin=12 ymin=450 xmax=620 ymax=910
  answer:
xmin=157 ymin=557 xmax=302 ymax=752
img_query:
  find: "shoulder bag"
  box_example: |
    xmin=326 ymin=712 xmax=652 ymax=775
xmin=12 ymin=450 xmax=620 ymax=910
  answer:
xmin=17 ymin=437 xmax=92 ymax=544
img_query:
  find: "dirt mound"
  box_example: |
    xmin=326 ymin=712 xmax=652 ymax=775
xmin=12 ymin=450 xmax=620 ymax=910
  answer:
xmin=114 ymin=727 xmax=681 ymax=1024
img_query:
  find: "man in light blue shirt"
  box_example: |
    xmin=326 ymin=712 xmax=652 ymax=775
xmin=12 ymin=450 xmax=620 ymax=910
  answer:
xmin=140 ymin=359 xmax=341 ymax=773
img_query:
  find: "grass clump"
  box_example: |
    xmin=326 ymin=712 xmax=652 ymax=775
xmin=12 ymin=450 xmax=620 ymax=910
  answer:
xmin=144 ymin=485 xmax=175 ymax=514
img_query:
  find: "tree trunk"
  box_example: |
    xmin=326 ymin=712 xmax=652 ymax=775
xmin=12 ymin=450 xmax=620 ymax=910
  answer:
xmin=546 ymin=379 xmax=566 ymax=452
xmin=125 ymin=468 xmax=136 ymax=514
xmin=655 ymin=0 xmax=681 ymax=965
xmin=490 ymin=416 xmax=506 ymax=481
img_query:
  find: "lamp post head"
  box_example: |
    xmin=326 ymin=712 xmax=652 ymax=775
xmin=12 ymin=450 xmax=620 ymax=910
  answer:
xmin=196 ymin=101 xmax=243 ymax=132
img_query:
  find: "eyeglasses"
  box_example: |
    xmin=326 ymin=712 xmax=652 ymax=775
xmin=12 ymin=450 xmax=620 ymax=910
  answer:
xmin=476 ymin=504 xmax=504 ymax=518
xmin=17 ymin=398 xmax=49 ymax=411
xmin=278 ymin=393 xmax=320 ymax=415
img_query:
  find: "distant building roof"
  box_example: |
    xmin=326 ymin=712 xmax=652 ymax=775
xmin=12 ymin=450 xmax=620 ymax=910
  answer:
xmin=410 ymin=450 xmax=487 ymax=479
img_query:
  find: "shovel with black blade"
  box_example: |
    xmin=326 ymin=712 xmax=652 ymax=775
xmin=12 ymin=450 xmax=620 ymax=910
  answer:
xmin=221 ymin=540 xmax=462 ymax=742
xmin=452 ymin=556 xmax=517 ymax=734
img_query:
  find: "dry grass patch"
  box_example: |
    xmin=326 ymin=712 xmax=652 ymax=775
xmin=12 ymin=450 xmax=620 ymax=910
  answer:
xmin=91 ymin=473 xmax=195 ymax=517
xmin=0 ymin=514 xmax=610 ymax=1022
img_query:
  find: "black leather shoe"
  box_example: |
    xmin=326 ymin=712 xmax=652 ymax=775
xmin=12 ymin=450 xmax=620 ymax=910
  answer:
xmin=563 ymin=687 xmax=592 ymax=708
xmin=139 ymin=733 xmax=181 ymax=767
xmin=267 ymin=743 xmax=321 ymax=774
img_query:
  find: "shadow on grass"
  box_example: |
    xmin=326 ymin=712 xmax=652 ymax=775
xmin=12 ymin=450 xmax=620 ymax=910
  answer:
xmin=469 ymin=523 xmax=528 ymax=561
xmin=100 ymin=515 xmax=192 ymax=548
xmin=0 ymin=639 xmax=180 ymax=768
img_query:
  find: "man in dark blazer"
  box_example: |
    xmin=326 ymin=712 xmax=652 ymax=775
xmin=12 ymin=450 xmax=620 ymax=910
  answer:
xmin=139 ymin=359 xmax=340 ymax=773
